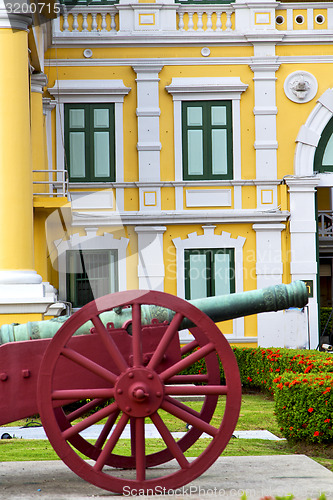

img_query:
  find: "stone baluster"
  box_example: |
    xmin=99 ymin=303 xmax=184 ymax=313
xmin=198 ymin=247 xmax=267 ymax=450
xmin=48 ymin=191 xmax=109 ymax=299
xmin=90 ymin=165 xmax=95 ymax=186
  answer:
xmin=101 ymin=12 xmax=107 ymax=31
xmin=62 ymin=11 xmax=69 ymax=31
xmin=188 ymin=12 xmax=194 ymax=31
xmin=216 ymin=11 xmax=222 ymax=31
xmin=226 ymin=10 xmax=232 ymax=30
xmin=197 ymin=12 xmax=203 ymax=31
xmin=91 ymin=12 xmax=97 ymax=32
xmin=111 ymin=12 xmax=116 ymax=31
xmin=206 ymin=11 xmax=213 ymax=31
xmin=72 ymin=12 xmax=79 ymax=31
xmin=82 ymin=12 xmax=88 ymax=32
xmin=178 ymin=12 xmax=184 ymax=31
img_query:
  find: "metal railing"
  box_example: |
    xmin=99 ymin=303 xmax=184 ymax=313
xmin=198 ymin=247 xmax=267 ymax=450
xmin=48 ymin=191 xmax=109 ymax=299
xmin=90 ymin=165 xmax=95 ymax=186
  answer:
xmin=33 ymin=169 xmax=69 ymax=198
xmin=318 ymin=211 xmax=333 ymax=238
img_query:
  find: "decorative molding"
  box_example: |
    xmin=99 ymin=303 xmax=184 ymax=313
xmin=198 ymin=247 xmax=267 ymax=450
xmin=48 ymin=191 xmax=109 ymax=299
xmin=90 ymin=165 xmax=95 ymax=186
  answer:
xmin=172 ymin=226 xmax=246 ymax=338
xmin=31 ymin=73 xmax=48 ymax=94
xmin=48 ymin=79 xmax=131 ymax=103
xmin=135 ymin=226 xmax=166 ymax=291
xmin=185 ymin=189 xmax=232 ymax=208
xmin=166 ymin=77 xmax=247 ymax=184
xmin=166 ymin=77 xmax=248 ymax=99
xmin=284 ymin=71 xmax=318 ymax=104
xmin=55 ymin=229 xmax=129 ymax=302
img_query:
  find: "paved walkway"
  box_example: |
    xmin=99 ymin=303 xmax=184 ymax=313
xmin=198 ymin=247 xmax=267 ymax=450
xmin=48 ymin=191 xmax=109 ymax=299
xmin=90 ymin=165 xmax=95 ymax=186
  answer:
xmin=0 ymin=455 xmax=332 ymax=499
xmin=0 ymin=425 xmax=283 ymax=441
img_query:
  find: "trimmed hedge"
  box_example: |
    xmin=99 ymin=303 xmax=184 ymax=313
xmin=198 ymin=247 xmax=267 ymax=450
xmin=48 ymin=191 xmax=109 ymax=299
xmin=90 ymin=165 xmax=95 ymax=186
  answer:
xmin=182 ymin=347 xmax=333 ymax=443
xmin=274 ymin=372 xmax=333 ymax=443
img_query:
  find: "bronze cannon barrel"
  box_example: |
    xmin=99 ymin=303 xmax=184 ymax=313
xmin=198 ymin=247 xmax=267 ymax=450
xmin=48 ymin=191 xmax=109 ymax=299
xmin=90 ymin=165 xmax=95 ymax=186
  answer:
xmin=0 ymin=281 xmax=308 ymax=344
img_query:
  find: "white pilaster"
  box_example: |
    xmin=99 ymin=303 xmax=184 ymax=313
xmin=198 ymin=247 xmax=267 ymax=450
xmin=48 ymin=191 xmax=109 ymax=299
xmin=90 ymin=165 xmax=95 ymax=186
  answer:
xmin=285 ymin=177 xmax=319 ymax=349
xmin=253 ymin=223 xmax=285 ymax=347
xmin=135 ymin=226 xmax=166 ymax=291
xmin=250 ymin=55 xmax=280 ymax=181
xmin=133 ymin=65 xmax=162 ymax=182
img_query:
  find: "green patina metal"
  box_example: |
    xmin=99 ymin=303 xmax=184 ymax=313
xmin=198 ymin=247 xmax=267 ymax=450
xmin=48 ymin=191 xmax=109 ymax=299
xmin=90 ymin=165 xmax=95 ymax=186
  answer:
xmin=0 ymin=281 xmax=308 ymax=345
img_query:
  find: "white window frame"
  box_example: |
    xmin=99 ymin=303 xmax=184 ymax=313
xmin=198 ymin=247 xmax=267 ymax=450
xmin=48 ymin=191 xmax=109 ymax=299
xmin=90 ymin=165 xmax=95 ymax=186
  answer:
xmin=165 ymin=77 xmax=248 ymax=183
xmin=55 ymin=228 xmax=129 ymax=308
xmin=48 ymin=80 xmax=131 ymax=185
xmin=172 ymin=225 xmax=246 ymax=340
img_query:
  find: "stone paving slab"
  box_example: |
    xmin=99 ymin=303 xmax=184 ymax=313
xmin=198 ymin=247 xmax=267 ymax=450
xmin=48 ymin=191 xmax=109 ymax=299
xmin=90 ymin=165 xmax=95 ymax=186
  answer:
xmin=0 ymin=425 xmax=283 ymax=441
xmin=0 ymin=455 xmax=332 ymax=500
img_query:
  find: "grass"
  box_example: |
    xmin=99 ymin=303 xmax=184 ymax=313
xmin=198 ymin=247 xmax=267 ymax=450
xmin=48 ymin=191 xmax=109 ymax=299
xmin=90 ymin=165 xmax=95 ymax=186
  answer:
xmin=0 ymin=392 xmax=332 ymax=472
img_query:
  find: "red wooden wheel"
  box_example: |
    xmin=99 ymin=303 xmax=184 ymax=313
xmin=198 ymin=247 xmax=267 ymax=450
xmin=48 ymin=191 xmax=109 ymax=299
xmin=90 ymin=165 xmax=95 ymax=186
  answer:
xmin=37 ymin=290 xmax=241 ymax=494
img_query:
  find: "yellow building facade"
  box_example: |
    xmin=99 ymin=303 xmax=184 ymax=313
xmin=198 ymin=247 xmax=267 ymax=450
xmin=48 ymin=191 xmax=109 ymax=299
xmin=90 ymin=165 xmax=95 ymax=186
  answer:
xmin=1 ymin=0 xmax=333 ymax=347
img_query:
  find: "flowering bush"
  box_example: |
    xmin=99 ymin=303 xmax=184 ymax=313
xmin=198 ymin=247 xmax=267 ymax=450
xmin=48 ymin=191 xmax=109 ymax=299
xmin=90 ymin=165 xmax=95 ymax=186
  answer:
xmin=273 ymin=372 xmax=333 ymax=443
xmin=232 ymin=347 xmax=333 ymax=395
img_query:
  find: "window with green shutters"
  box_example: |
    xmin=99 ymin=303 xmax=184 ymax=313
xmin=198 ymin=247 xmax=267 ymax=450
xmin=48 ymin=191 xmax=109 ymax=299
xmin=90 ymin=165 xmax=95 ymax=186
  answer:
xmin=182 ymin=101 xmax=233 ymax=180
xmin=66 ymin=249 xmax=118 ymax=308
xmin=315 ymin=116 xmax=333 ymax=173
xmin=184 ymin=248 xmax=235 ymax=300
xmin=64 ymin=103 xmax=115 ymax=182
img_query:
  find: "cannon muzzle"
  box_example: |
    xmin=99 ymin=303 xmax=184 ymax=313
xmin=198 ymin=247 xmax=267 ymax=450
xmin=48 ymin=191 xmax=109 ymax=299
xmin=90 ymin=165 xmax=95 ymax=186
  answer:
xmin=0 ymin=281 xmax=308 ymax=344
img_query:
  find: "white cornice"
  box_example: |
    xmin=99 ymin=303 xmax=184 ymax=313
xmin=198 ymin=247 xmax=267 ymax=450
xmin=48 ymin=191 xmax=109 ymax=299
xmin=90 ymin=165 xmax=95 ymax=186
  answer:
xmin=166 ymin=77 xmax=248 ymax=99
xmin=71 ymin=209 xmax=290 ymax=226
xmin=0 ymin=0 xmax=32 ymax=30
xmin=45 ymin=57 xmax=252 ymax=67
xmin=48 ymin=79 xmax=131 ymax=102
xmin=31 ymin=73 xmax=48 ymax=94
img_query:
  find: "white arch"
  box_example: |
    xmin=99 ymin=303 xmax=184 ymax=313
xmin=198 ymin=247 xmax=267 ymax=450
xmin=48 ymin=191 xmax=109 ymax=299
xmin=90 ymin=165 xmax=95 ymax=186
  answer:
xmin=295 ymin=89 xmax=333 ymax=177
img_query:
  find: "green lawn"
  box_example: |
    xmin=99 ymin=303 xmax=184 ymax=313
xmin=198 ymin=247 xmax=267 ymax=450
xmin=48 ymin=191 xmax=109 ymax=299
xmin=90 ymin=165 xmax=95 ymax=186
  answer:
xmin=0 ymin=392 xmax=332 ymax=472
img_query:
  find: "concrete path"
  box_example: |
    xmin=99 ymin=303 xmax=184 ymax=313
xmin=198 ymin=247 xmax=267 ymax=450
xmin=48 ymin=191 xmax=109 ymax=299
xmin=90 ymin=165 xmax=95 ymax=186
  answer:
xmin=0 ymin=455 xmax=332 ymax=500
xmin=0 ymin=425 xmax=283 ymax=441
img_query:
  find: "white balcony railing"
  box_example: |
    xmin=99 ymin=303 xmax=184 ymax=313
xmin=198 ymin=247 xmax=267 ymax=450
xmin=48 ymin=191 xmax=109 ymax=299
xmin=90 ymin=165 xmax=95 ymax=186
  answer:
xmin=53 ymin=2 xmax=333 ymax=37
xmin=33 ymin=169 xmax=69 ymax=198
xmin=318 ymin=211 xmax=333 ymax=239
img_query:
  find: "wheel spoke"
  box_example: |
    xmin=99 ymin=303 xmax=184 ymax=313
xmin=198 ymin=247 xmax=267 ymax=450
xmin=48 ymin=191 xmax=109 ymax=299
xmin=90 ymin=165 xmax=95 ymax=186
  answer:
xmin=92 ymin=316 xmax=128 ymax=373
xmin=62 ymin=401 xmax=119 ymax=440
xmin=165 ymin=385 xmax=227 ymax=396
xmin=161 ymin=399 xmax=218 ymax=437
xmin=94 ymin=413 xmax=129 ymax=472
xmin=180 ymin=340 xmax=199 ymax=356
xmin=150 ymin=412 xmax=189 ymax=469
xmin=66 ymin=398 xmax=105 ymax=423
xmin=164 ymin=395 xmax=205 ymax=419
xmin=61 ymin=347 xmax=117 ymax=385
xmin=135 ymin=417 xmax=146 ymax=481
xmin=52 ymin=388 xmax=115 ymax=400
xmin=159 ymin=342 xmax=215 ymax=382
xmin=132 ymin=303 xmax=143 ymax=367
xmin=95 ymin=409 xmax=120 ymax=449
xmin=147 ymin=312 xmax=184 ymax=371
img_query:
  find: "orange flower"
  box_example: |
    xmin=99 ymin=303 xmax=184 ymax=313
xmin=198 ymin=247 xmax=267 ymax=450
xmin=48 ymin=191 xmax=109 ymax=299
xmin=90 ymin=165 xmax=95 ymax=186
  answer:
xmin=308 ymin=407 xmax=314 ymax=413
xmin=314 ymin=431 xmax=320 ymax=437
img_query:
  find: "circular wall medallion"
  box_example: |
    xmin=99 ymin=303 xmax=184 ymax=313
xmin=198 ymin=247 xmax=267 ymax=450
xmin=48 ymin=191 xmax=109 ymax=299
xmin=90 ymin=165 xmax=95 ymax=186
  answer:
xmin=83 ymin=49 xmax=93 ymax=59
xmin=201 ymin=47 xmax=211 ymax=57
xmin=284 ymin=71 xmax=318 ymax=103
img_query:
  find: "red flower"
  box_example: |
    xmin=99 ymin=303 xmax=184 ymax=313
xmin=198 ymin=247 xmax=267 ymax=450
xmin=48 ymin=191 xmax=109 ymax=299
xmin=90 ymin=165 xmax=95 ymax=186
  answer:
xmin=289 ymin=427 xmax=293 ymax=430
xmin=247 ymin=376 xmax=252 ymax=382
xmin=308 ymin=407 xmax=314 ymax=413
xmin=313 ymin=431 xmax=320 ymax=437
xmin=324 ymin=419 xmax=330 ymax=423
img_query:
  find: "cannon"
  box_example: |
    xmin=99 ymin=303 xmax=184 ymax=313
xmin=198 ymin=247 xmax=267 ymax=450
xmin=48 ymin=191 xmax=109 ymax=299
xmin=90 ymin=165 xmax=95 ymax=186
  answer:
xmin=0 ymin=281 xmax=308 ymax=494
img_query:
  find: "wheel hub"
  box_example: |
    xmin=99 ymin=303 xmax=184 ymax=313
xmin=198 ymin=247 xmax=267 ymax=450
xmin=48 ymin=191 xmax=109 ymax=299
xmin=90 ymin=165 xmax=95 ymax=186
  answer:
xmin=114 ymin=367 xmax=164 ymax=417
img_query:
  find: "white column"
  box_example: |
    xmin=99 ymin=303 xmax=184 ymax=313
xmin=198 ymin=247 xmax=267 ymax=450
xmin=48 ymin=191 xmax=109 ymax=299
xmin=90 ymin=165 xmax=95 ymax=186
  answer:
xmin=253 ymin=223 xmax=285 ymax=347
xmin=135 ymin=226 xmax=166 ymax=291
xmin=286 ymin=177 xmax=319 ymax=349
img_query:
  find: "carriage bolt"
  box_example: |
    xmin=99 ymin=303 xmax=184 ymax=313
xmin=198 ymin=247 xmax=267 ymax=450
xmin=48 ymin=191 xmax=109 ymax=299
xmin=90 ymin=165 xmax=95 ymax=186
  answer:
xmin=22 ymin=369 xmax=30 ymax=378
xmin=128 ymin=372 xmax=134 ymax=378
xmin=0 ymin=373 xmax=8 ymax=381
xmin=117 ymin=389 xmax=123 ymax=395
xmin=156 ymin=392 xmax=162 ymax=397
xmin=147 ymin=373 xmax=154 ymax=379
xmin=125 ymin=406 xmax=132 ymax=412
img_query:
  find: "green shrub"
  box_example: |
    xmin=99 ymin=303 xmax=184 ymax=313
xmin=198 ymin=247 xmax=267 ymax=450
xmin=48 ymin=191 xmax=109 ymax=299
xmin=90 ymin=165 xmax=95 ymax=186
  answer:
xmin=273 ymin=372 xmax=333 ymax=443
xmin=232 ymin=347 xmax=333 ymax=394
